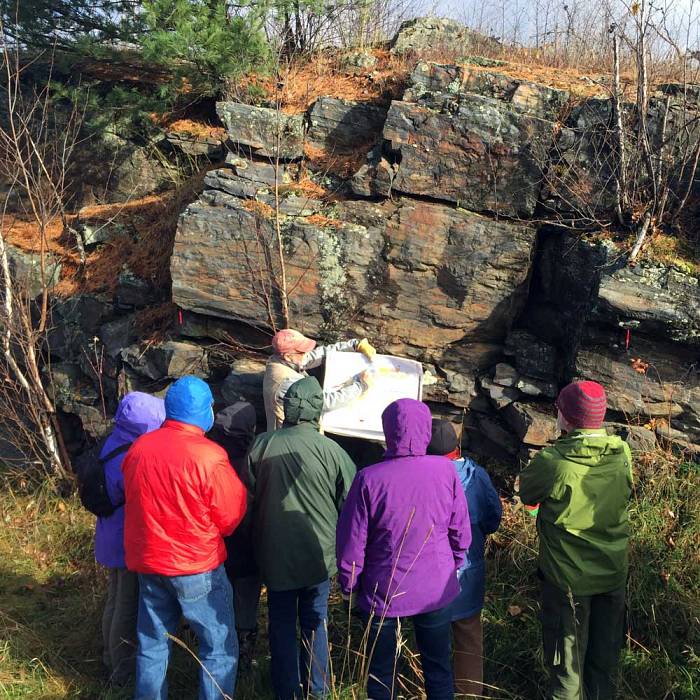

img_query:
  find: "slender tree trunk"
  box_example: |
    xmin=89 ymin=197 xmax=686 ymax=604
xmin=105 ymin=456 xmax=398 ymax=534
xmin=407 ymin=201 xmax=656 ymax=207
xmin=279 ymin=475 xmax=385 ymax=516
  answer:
xmin=273 ymin=65 xmax=289 ymax=328
xmin=0 ymin=227 xmax=70 ymax=479
xmin=629 ymin=209 xmax=652 ymax=262
xmin=611 ymin=30 xmax=629 ymax=225
xmin=636 ymin=2 xmax=657 ymax=201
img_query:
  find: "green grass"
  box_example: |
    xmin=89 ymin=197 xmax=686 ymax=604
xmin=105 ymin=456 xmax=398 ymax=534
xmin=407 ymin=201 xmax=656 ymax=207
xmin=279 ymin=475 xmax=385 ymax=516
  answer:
xmin=0 ymin=451 xmax=697 ymax=699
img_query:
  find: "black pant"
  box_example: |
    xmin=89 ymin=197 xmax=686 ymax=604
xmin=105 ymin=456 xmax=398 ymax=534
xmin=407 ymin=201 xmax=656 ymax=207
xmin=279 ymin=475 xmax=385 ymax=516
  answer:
xmin=102 ymin=567 xmax=138 ymax=686
xmin=363 ymin=606 xmax=453 ymax=700
xmin=541 ymin=577 xmax=626 ymax=700
xmin=267 ymin=580 xmax=330 ymax=700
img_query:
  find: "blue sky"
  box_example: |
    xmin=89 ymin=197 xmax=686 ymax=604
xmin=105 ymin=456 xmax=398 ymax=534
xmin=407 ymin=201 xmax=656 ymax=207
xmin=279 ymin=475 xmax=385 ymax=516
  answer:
xmin=410 ymin=0 xmax=699 ymax=49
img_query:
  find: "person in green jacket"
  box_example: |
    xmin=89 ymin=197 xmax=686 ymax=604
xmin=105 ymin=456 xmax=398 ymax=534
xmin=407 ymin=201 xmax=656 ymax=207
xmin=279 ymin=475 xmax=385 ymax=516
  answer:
xmin=247 ymin=376 xmax=356 ymax=700
xmin=519 ymin=380 xmax=633 ymax=700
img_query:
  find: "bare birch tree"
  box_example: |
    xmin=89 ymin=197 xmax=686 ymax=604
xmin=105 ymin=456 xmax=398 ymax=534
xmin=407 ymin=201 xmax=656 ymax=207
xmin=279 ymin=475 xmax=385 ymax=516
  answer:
xmin=0 ymin=30 xmax=83 ymax=480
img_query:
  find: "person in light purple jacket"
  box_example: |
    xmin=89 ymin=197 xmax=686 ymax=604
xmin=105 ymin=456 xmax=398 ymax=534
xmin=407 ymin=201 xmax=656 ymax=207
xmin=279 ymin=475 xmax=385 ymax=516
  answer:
xmin=94 ymin=391 xmax=165 ymax=686
xmin=336 ymin=399 xmax=471 ymax=700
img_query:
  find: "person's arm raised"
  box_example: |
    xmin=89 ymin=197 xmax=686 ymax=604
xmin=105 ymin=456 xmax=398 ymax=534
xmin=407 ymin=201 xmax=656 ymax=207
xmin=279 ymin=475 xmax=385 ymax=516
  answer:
xmin=298 ymin=339 xmax=361 ymax=370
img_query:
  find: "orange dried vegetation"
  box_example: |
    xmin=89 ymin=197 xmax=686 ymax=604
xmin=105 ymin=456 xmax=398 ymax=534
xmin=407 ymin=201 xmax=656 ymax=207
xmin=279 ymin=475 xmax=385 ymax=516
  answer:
xmin=304 ymin=213 xmax=344 ymax=229
xmin=162 ymin=118 xmax=227 ymax=140
xmin=631 ymin=357 xmax=650 ymax=375
xmin=3 ymin=167 xmax=214 ymax=298
xmin=238 ymin=49 xmax=410 ymax=114
xmin=458 ymin=45 xmax=699 ymax=100
xmin=2 ymin=215 xmax=66 ymax=255
xmin=279 ymin=172 xmax=329 ymax=199
xmin=303 ymin=143 xmax=368 ymax=179
xmin=459 ymin=57 xmax=623 ymax=99
xmin=242 ymin=199 xmax=275 ymax=218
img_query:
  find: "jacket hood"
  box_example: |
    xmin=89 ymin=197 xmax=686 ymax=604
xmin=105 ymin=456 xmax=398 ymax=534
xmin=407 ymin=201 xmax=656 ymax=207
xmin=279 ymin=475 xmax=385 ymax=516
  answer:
xmin=382 ymin=399 xmax=432 ymax=458
xmin=555 ymin=429 xmax=628 ymax=464
xmin=283 ymin=376 xmax=323 ymax=427
xmin=112 ymin=392 xmax=165 ymax=442
xmin=164 ymin=375 xmax=214 ymax=432
xmin=210 ymin=401 xmax=257 ymax=457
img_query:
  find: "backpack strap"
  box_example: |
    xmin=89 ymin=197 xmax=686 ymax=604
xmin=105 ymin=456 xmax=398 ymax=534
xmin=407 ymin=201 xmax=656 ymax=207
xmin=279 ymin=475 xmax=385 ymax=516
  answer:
xmin=99 ymin=442 xmax=133 ymax=464
xmin=97 ymin=441 xmax=133 ymax=510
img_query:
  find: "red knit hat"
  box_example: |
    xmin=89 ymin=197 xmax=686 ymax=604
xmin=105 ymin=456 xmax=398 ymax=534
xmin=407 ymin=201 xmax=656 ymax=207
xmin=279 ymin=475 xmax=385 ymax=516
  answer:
xmin=556 ymin=381 xmax=607 ymax=429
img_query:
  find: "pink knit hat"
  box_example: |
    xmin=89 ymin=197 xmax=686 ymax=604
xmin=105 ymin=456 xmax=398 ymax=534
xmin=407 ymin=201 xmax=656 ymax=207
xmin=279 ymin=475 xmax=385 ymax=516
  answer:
xmin=556 ymin=381 xmax=607 ymax=429
xmin=271 ymin=329 xmax=316 ymax=355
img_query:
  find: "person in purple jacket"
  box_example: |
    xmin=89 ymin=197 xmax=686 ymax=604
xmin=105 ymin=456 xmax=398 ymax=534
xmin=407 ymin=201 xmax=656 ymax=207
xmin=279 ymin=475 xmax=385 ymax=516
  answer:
xmin=427 ymin=419 xmax=502 ymax=698
xmin=94 ymin=391 xmax=165 ymax=686
xmin=336 ymin=399 xmax=471 ymax=700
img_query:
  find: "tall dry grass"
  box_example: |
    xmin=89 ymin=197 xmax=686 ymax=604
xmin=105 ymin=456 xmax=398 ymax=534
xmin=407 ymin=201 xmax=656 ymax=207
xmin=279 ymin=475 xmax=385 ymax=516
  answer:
xmin=0 ymin=442 xmax=697 ymax=698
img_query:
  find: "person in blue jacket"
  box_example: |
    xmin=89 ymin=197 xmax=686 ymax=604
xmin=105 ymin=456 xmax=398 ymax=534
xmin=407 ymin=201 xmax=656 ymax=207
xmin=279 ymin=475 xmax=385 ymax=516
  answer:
xmin=94 ymin=391 xmax=165 ymax=686
xmin=427 ymin=418 xmax=502 ymax=697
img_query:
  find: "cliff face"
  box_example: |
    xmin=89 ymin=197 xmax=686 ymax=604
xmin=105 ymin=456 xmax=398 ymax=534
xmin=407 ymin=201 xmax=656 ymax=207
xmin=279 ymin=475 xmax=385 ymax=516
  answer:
xmin=165 ymin=59 xmax=699 ymax=459
xmin=38 ymin=47 xmax=698 ymax=463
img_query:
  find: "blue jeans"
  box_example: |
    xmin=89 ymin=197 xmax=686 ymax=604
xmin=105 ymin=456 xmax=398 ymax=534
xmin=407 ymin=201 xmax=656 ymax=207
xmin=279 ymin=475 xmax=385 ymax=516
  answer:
xmin=267 ymin=579 xmax=330 ymax=700
xmin=364 ymin=606 xmax=454 ymax=700
xmin=135 ymin=564 xmax=238 ymax=700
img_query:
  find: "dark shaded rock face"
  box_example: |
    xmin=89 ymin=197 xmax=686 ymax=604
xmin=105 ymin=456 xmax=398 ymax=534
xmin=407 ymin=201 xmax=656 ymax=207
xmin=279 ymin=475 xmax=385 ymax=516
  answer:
xmin=513 ymin=229 xmax=699 ymax=448
xmin=307 ymin=97 xmax=389 ymax=154
xmin=49 ymin=296 xmax=112 ymax=362
xmin=104 ymin=141 xmax=177 ymax=204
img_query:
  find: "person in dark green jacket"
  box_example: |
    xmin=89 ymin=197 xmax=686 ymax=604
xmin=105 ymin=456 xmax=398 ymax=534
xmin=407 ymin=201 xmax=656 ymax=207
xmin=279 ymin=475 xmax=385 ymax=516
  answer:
xmin=247 ymin=376 xmax=356 ymax=700
xmin=519 ymin=380 xmax=633 ymax=700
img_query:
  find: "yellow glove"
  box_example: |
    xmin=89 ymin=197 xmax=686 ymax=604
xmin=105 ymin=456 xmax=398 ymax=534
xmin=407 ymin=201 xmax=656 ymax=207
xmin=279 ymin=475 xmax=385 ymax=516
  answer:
xmin=357 ymin=338 xmax=377 ymax=360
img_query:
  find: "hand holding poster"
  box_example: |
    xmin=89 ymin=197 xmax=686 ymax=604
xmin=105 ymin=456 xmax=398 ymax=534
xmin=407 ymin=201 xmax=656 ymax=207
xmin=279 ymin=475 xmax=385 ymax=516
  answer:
xmin=320 ymin=351 xmax=423 ymax=441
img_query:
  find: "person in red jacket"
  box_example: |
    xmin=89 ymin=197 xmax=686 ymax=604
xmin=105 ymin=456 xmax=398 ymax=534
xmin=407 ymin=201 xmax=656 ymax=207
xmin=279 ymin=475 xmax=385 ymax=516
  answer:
xmin=122 ymin=375 xmax=247 ymax=700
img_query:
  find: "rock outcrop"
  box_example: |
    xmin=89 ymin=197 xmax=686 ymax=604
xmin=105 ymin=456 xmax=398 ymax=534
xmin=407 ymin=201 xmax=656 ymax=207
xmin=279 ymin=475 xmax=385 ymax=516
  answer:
xmin=6 ymin=244 xmax=62 ymax=298
xmin=44 ymin=40 xmax=698 ymax=462
xmin=307 ymin=98 xmax=389 ymax=154
xmin=168 ymin=58 xmax=699 ymax=460
xmin=352 ymin=63 xmax=558 ymax=216
xmin=173 ymin=190 xmax=536 ymax=370
xmin=390 ymin=17 xmax=500 ymax=56
xmin=215 ymin=103 xmax=305 ymax=159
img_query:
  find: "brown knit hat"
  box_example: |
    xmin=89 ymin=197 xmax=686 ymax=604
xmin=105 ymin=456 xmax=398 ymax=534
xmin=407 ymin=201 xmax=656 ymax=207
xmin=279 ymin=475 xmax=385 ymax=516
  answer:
xmin=556 ymin=381 xmax=607 ymax=429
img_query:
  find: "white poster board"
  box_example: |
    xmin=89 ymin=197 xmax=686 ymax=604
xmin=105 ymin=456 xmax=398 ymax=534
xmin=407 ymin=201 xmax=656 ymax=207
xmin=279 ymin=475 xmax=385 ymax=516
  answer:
xmin=320 ymin=351 xmax=423 ymax=442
